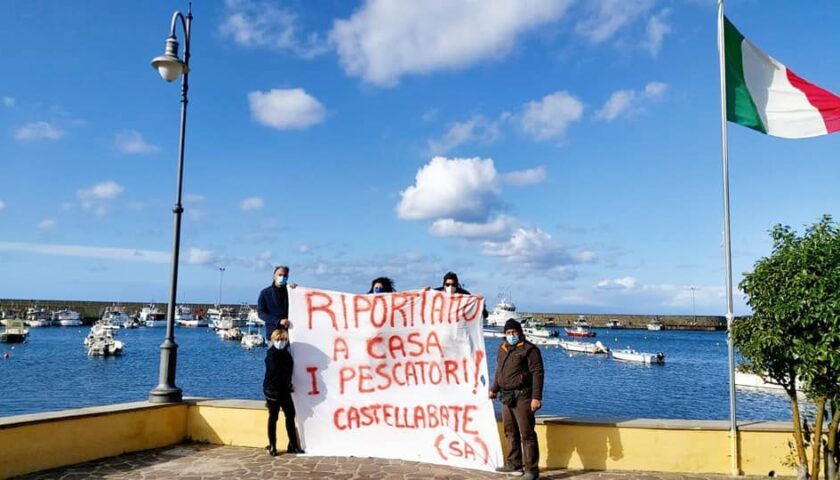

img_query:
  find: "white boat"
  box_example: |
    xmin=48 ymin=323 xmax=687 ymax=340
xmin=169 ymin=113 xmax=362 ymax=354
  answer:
xmin=101 ymin=306 xmax=129 ymax=328
xmin=122 ymin=317 xmax=140 ymax=329
xmin=529 ymin=336 xmax=563 ymax=348
xmin=612 ymin=349 xmax=665 ymax=364
xmin=647 ymin=318 xmax=663 ymax=331
xmin=734 ymin=371 xmax=801 ymax=392
xmin=573 ymin=315 xmax=591 ymax=328
xmin=0 ymin=320 xmax=29 ymax=343
xmin=482 ymin=329 xmax=506 ymax=338
xmin=25 ymin=307 xmax=51 ymax=327
xmin=523 ymin=321 xmax=559 ymax=338
xmin=606 ymin=319 xmax=622 ymax=329
xmin=485 ymin=293 xmax=525 ymax=327
xmin=241 ymin=330 xmax=266 ymax=349
xmin=53 ymin=309 xmax=82 ymax=326
xmin=559 ymin=340 xmax=609 ymax=354
xmin=86 ymin=330 xmax=124 ymax=357
xmin=139 ymin=304 xmax=167 ymax=327
xmin=218 ymin=327 xmax=242 ymax=341
xmin=245 ymin=307 xmax=264 ymax=327
xmin=209 ymin=306 xmax=240 ymax=330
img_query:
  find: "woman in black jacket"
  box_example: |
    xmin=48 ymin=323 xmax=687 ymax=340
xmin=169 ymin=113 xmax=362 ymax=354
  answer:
xmin=263 ymin=327 xmax=304 ymax=456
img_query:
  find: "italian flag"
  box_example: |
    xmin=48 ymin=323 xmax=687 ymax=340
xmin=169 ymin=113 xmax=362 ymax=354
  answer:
xmin=724 ymin=16 xmax=840 ymax=138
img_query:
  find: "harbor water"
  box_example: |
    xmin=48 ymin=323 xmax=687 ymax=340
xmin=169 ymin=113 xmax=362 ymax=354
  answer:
xmin=1 ymin=326 xmax=794 ymax=420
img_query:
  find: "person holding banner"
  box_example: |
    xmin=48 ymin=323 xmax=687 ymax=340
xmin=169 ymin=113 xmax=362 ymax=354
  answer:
xmin=258 ymin=265 xmax=295 ymax=337
xmin=489 ymin=319 xmax=544 ymax=480
xmin=263 ymin=326 xmax=304 ymax=456
xmin=367 ymin=277 xmax=395 ymax=294
xmin=433 ymin=271 xmax=488 ymax=320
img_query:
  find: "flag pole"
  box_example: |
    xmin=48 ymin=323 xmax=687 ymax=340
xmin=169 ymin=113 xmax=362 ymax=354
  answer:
xmin=717 ymin=0 xmax=740 ymax=475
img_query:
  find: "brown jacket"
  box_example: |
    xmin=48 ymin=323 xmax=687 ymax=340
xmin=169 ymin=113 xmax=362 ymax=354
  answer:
xmin=490 ymin=340 xmax=544 ymax=401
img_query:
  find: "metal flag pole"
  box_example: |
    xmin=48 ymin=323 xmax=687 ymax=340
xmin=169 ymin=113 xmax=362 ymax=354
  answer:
xmin=717 ymin=0 xmax=740 ymax=475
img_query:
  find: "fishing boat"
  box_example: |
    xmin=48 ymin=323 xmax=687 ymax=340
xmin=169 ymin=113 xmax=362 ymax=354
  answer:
xmin=101 ymin=306 xmax=129 ymax=328
xmin=175 ymin=305 xmax=207 ymax=327
xmin=559 ymin=340 xmax=609 ymax=354
xmin=734 ymin=370 xmax=801 ymax=392
xmin=612 ymin=349 xmax=665 ymax=364
xmin=0 ymin=320 xmax=29 ymax=343
xmin=485 ymin=293 xmax=525 ymax=327
xmin=218 ymin=327 xmax=242 ymax=341
xmin=138 ymin=304 xmax=167 ymax=327
xmin=122 ymin=317 xmax=140 ymax=329
xmin=647 ymin=317 xmax=663 ymax=331
xmin=523 ymin=321 xmax=559 ymax=338
xmin=25 ymin=307 xmax=51 ymax=327
xmin=53 ymin=309 xmax=83 ymax=326
xmin=482 ymin=329 xmax=505 ymax=338
xmin=529 ymin=336 xmax=563 ymax=348
xmin=240 ymin=326 xmax=266 ymax=349
xmin=606 ymin=318 xmax=622 ymax=329
xmin=573 ymin=315 xmax=591 ymax=327
xmin=86 ymin=330 xmax=124 ymax=357
xmin=565 ymin=325 xmax=596 ymax=337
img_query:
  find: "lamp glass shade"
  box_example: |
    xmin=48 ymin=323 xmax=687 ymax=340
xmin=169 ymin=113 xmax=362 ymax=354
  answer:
xmin=151 ymin=56 xmax=185 ymax=82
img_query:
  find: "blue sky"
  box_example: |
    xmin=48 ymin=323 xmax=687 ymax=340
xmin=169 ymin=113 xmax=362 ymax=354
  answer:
xmin=1 ymin=0 xmax=838 ymax=315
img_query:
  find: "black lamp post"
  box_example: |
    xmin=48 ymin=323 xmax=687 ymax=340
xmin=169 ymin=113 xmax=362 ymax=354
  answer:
xmin=149 ymin=4 xmax=192 ymax=404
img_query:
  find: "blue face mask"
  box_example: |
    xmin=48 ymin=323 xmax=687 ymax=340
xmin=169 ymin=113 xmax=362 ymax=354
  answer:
xmin=275 ymin=275 xmax=288 ymax=287
xmin=373 ymin=287 xmax=384 ymax=294
xmin=506 ymin=335 xmax=519 ymax=346
xmin=274 ymin=341 xmax=287 ymax=350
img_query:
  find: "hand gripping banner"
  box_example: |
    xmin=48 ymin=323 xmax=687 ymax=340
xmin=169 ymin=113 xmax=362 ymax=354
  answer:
xmin=288 ymin=287 xmax=503 ymax=471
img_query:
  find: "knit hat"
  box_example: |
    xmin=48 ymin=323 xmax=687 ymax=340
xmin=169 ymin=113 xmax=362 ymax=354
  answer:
xmin=504 ymin=319 xmax=522 ymax=333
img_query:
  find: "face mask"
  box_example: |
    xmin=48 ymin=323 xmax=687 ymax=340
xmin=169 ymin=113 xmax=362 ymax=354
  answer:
xmin=373 ymin=287 xmax=384 ymax=294
xmin=274 ymin=341 xmax=287 ymax=350
xmin=445 ymin=285 xmax=456 ymax=294
xmin=275 ymin=275 xmax=288 ymax=287
xmin=506 ymin=335 xmax=519 ymax=346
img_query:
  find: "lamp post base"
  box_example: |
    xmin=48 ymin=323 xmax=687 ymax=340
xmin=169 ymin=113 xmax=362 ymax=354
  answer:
xmin=149 ymin=338 xmax=182 ymax=403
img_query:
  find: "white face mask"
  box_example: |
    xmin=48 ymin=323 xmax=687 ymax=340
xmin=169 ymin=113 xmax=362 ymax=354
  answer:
xmin=274 ymin=340 xmax=287 ymax=350
xmin=275 ymin=275 xmax=288 ymax=287
xmin=445 ymin=285 xmax=456 ymax=294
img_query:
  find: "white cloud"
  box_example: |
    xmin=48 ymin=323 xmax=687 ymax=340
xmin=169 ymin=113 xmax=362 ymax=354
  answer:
xmin=14 ymin=121 xmax=64 ymax=141
xmin=517 ymin=91 xmax=584 ymax=141
xmin=396 ymin=156 xmax=501 ymax=222
xmin=330 ymin=0 xmax=572 ymax=86
xmin=0 ymin=200 xmax=5 ymax=211
xmin=596 ymin=81 xmax=668 ymax=121
xmin=428 ymin=115 xmax=501 ymax=154
xmin=186 ymin=247 xmax=217 ymax=265
xmin=220 ymin=0 xmax=327 ymax=58
xmin=248 ymin=88 xmax=326 ymax=130
xmin=240 ymin=197 xmax=265 ymax=212
xmin=429 ymin=216 xmax=514 ymax=240
xmin=595 ymin=276 xmax=638 ymax=290
xmin=77 ymin=181 xmax=124 ymax=200
xmin=115 ymin=130 xmax=159 ymax=154
xmin=185 ymin=194 xmax=206 ymax=202
xmin=76 ymin=181 xmax=125 ymax=216
xmin=643 ymin=9 xmax=671 ymax=56
xmin=297 ymin=244 xmax=312 ymax=254
xmin=482 ymin=228 xmax=594 ymax=277
xmin=0 ymin=242 xmax=170 ymax=263
xmin=38 ymin=219 xmax=56 ymax=230
xmin=502 ymin=166 xmax=546 ymax=186
xmin=575 ymin=0 xmax=654 ymax=44
xmin=2 ymin=97 xmax=14 ymax=108
xmin=61 ymin=202 xmax=73 ymax=212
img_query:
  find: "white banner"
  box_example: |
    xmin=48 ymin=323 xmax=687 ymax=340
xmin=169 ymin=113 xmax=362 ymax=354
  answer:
xmin=288 ymin=287 xmax=503 ymax=471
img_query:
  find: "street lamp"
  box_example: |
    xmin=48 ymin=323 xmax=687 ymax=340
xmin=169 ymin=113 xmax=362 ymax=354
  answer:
xmin=149 ymin=4 xmax=192 ymax=404
xmin=689 ymin=286 xmax=697 ymax=323
xmin=217 ymin=267 xmax=226 ymax=307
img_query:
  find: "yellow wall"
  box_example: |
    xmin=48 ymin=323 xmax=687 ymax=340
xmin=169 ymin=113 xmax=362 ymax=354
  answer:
xmin=0 ymin=400 xmax=797 ymax=478
xmin=0 ymin=403 xmax=186 ymax=479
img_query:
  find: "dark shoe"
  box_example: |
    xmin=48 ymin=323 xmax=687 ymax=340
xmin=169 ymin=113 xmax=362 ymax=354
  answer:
xmin=265 ymin=445 xmax=277 ymax=457
xmin=521 ymin=471 xmax=539 ymax=480
xmin=495 ymin=465 xmax=523 ymax=476
xmin=287 ymin=446 xmax=305 ymax=454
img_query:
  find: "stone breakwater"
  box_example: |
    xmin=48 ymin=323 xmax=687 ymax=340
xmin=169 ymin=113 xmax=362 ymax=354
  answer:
xmin=0 ymin=298 xmax=727 ymax=330
xmin=525 ymin=312 xmax=727 ymax=331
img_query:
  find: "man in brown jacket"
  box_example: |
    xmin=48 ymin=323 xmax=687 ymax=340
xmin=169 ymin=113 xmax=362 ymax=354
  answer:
xmin=489 ymin=319 xmax=544 ymax=479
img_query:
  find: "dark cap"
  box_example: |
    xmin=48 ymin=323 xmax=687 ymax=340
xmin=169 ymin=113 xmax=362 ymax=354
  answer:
xmin=504 ymin=319 xmax=522 ymax=333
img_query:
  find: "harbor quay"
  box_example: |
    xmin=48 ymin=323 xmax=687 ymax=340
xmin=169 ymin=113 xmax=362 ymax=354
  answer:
xmin=0 ymin=399 xmax=798 ymax=478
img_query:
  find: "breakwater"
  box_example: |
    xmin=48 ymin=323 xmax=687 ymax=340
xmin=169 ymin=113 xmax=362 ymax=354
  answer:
xmin=0 ymin=298 xmax=727 ymax=330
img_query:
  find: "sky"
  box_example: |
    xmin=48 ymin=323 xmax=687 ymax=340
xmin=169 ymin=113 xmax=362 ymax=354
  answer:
xmin=1 ymin=0 xmax=839 ymax=315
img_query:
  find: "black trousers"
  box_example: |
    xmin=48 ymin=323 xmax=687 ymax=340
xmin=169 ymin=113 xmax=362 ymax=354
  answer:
xmin=502 ymin=395 xmax=539 ymax=473
xmin=266 ymin=393 xmax=300 ymax=450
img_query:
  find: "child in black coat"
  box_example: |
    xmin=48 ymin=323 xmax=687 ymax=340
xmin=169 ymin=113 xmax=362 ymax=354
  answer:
xmin=263 ymin=326 xmax=303 ymax=456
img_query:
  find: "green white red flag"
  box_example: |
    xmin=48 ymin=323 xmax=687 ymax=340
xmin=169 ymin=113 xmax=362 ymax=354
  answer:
xmin=723 ymin=16 xmax=840 ymax=138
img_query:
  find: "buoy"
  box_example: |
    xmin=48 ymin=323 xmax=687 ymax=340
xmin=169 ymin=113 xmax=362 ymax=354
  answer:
xmin=3 ymin=352 xmax=9 ymax=360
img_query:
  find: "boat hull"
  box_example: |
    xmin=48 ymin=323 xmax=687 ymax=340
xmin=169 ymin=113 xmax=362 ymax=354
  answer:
xmin=565 ymin=328 xmax=596 ymax=337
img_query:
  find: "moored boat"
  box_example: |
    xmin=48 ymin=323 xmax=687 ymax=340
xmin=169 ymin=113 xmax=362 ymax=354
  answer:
xmin=25 ymin=307 xmax=51 ymax=327
xmin=485 ymin=293 xmax=525 ymax=327
xmin=241 ymin=330 xmax=266 ymax=349
xmin=0 ymin=320 xmax=29 ymax=343
xmin=559 ymin=340 xmax=609 ymax=354
xmin=138 ymin=304 xmax=167 ymax=327
xmin=606 ymin=318 xmax=622 ymax=329
xmin=612 ymin=349 xmax=665 ymax=364
xmin=218 ymin=327 xmax=242 ymax=341
xmin=647 ymin=317 xmax=663 ymax=331
xmin=523 ymin=321 xmax=559 ymax=338
xmin=565 ymin=325 xmax=596 ymax=337
xmin=53 ymin=309 xmax=83 ymax=326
